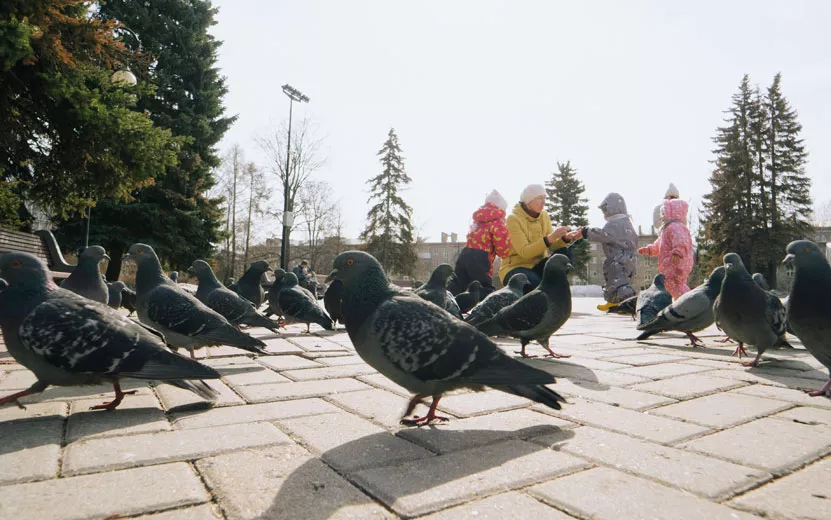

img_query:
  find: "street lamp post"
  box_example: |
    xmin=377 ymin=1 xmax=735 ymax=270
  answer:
xmin=279 ymin=84 xmax=310 ymax=270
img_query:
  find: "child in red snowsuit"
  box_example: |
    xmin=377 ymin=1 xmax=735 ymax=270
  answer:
xmin=449 ymin=190 xmax=511 ymax=297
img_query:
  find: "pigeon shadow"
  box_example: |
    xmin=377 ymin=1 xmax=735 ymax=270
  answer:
xmin=0 ymin=415 xmax=64 ymax=457
xmin=254 ymin=426 xmax=576 ymax=520
xmin=523 ymin=358 xmax=610 ymax=390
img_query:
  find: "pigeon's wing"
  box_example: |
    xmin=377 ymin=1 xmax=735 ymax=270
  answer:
xmin=444 ymin=291 xmax=462 ymax=318
xmin=145 ymin=285 xmax=228 ymax=338
xmin=765 ymin=293 xmax=788 ymax=337
xmin=465 ymin=292 xmax=513 ymax=325
xmin=20 ymin=294 xmax=217 ymax=380
xmin=205 ymin=288 xmax=251 ymax=324
xmin=491 ymin=292 xmax=550 ymax=332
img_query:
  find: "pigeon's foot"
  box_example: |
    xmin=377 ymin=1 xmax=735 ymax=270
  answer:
xmin=0 ymin=382 xmax=48 ymax=409
xmin=542 ymin=349 xmax=571 ymax=359
xmin=741 ymin=353 xmax=763 ymax=368
xmin=730 ymin=343 xmax=748 ymax=359
xmin=90 ymin=383 xmax=137 ymax=411
xmin=400 ymin=394 xmax=448 ymax=427
xmin=805 ymin=380 xmax=831 ymax=398
xmin=716 ymin=336 xmax=734 ymax=344
xmin=686 ymin=332 xmax=705 ymax=348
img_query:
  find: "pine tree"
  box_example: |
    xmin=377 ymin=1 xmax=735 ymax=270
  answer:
xmin=545 ymin=161 xmax=590 ymax=280
xmin=361 ymin=129 xmax=417 ymax=276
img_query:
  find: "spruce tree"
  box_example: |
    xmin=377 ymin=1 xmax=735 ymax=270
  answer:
xmin=545 ymin=161 xmax=590 ymax=280
xmin=361 ymin=129 xmax=417 ymax=276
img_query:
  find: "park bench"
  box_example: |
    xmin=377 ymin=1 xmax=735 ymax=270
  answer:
xmin=0 ymin=228 xmax=75 ymax=281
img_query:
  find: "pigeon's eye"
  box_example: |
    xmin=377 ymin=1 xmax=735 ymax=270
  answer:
xmin=803 ymin=248 xmax=809 ymax=253
xmin=346 ymin=258 xmax=354 ymax=266
xmin=137 ymin=248 xmax=144 ymax=253
xmin=10 ymin=260 xmax=21 ymax=267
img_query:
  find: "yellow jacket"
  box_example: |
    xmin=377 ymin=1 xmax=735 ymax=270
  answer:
xmin=499 ymin=203 xmax=568 ymax=283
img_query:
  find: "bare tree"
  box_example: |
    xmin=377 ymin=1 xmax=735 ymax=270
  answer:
xmin=814 ymin=200 xmax=831 ymax=227
xmin=242 ymin=163 xmax=269 ymax=269
xmin=293 ymin=180 xmax=340 ymax=270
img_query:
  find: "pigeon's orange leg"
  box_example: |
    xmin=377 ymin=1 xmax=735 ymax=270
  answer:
xmin=90 ymin=381 xmax=137 ymax=411
xmin=0 ymin=382 xmax=48 ymax=410
xmin=400 ymin=394 xmax=449 ymax=426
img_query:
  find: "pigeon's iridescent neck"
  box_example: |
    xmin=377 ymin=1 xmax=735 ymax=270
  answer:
xmin=135 ymin=258 xmax=168 ymax=294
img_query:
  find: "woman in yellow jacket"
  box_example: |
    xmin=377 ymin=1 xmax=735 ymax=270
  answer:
xmin=499 ymin=184 xmax=583 ymax=290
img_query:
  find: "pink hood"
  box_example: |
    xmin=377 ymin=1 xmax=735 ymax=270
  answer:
xmin=663 ymin=199 xmax=688 ymax=223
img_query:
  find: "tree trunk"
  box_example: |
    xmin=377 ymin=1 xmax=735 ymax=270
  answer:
xmin=105 ymin=246 xmax=123 ymax=282
xmin=243 ymin=167 xmax=254 ymax=269
xmin=231 ymin=147 xmax=238 ymax=277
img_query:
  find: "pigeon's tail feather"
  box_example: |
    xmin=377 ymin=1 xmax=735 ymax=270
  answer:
xmin=608 ymin=298 xmax=636 ymax=315
xmin=166 ymin=379 xmax=219 ymax=401
xmin=636 ymin=329 xmax=658 ymax=341
xmin=202 ymin=327 xmax=267 ymax=353
xmin=636 ymin=313 xmax=669 ymax=332
xmin=474 ymin=317 xmax=504 ymax=337
xmin=124 ymin=352 xmax=221 ymax=381
xmin=502 ymin=384 xmax=565 ymax=411
xmin=241 ymin=312 xmax=282 ymax=332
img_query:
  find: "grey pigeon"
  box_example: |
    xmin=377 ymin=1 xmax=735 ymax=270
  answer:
xmin=169 ymin=271 xmax=179 ymax=283
xmin=465 ymin=273 xmax=529 ymax=328
xmin=233 ymin=261 xmax=271 ymax=306
xmin=636 ymin=266 xmax=725 ymax=346
xmin=189 ymin=260 xmax=281 ymax=333
xmin=454 ymin=281 xmax=482 ymax=314
xmin=121 ymin=286 xmax=137 ymax=316
xmin=125 ymin=243 xmax=267 ymax=358
xmin=324 ymin=279 xmax=344 ymax=327
xmin=226 ymin=277 xmax=237 ymax=291
xmin=326 ymin=251 xmax=566 ymax=426
xmin=636 ymin=273 xmax=673 ymax=327
xmin=0 ymin=252 xmax=220 ymax=410
xmin=60 ymin=246 xmax=110 ymax=304
xmin=476 ymin=255 xmax=573 ymax=359
xmin=415 ymin=264 xmax=462 ymax=319
xmin=107 ymin=281 xmax=127 ymax=310
xmin=279 ymin=272 xmax=334 ymax=333
xmin=264 ymin=268 xmax=287 ymax=318
xmin=784 ymin=240 xmax=831 ymax=397
xmin=713 ymin=253 xmax=787 ymax=366
xmin=752 ymin=273 xmax=770 ymax=291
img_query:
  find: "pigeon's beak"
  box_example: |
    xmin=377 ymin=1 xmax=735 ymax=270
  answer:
xmin=122 ymin=253 xmax=131 ymax=261
xmin=783 ymin=254 xmax=795 ymax=265
xmin=566 ymin=263 xmax=574 ymax=273
xmin=103 ymin=254 xmax=111 ymax=261
xmin=325 ymin=269 xmax=338 ymax=283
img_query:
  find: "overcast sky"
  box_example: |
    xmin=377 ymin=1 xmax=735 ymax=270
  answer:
xmin=210 ymin=0 xmax=831 ymax=243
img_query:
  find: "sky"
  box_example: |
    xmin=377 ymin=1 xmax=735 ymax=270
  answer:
xmin=210 ymin=0 xmax=831 ymax=243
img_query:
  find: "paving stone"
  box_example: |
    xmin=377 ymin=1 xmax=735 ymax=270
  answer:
xmin=729 ymin=456 xmax=831 ymax=519
xmin=0 ymin=417 xmax=62 ymax=485
xmin=683 ymin=358 xmax=747 ymax=370
xmin=436 ymin=389 xmax=531 ymax=417
xmin=261 ymin=338 xmax=304 ymax=354
xmin=705 ymin=369 xmax=824 ymax=390
xmin=351 ymin=439 xmax=589 ymax=518
xmin=327 ymin=387 xmax=417 ymax=428
xmin=730 ymin=383 xmax=831 ymax=409
xmin=552 ymin=379 xmax=675 ymax=410
xmin=155 ymin=379 xmax=244 ymax=410
xmin=301 ymin=351 xmax=356 ymax=359
xmin=616 ymin=363 xmax=713 ymax=379
xmin=287 ymin=335 xmax=349 ymax=352
xmin=544 ymin=398 xmax=711 ymax=444
xmin=532 ymin=426 xmax=770 ymax=499
xmin=257 ymin=355 xmax=322 ymax=371
xmin=650 ymin=392 xmax=792 ymax=428
xmin=221 ymin=367 xmax=290 ymax=386
xmin=66 ymin=394 xmax=169 ymax=443
xmin=13 ymin=380 xmax=153 ymax=404
xmin=529 ymin=467 xmax=759 ymax=520
xmin=599 ymin=353 xmax=690 ymax=366
xmin=317 ymin=355 xmax=369 ymax=366
xmin=132 ymin=504 xmax=222 ymax=520
xmin=398 ymin=408 xmax=574 ymax=454
xmin=236 ymin=378 xmax=369 ymax=403
xmin=277 ymin=412 xmax=432 ymax=471
xmin=171 ymin=399 xmax=340 ymax=429
xmin=0 ymin=369 xmax=37 ymax=390
xmin=281 ymin=364 xmax=377 ymax=381
xmin=192 ymin=345 xmax=252 ymax=358
xmin=63 ymin=421 xmax=291 ymax=476
xmin=358 ymin=373 xmax=410 ymax=396
xmin=773 ymin=406 xmax=831 ymax=426
xmin=196 ymin=444 xmax=394 ymax=520
xmin=585 ymin=369 xmax=653 ymax=386
xmin=0 ymin=462 xmax=209 ymax=520
xmin=679 ymin=417 xmax=831 ymax=474
xmin=549 ymin=357 xmax=633 ymax=371
xmin=0 ymin=401 xmax=66 ymax=422
xmin=629 ymin=374 xmax=748 ymax=399
xmin=420 ymin=492 xmax=574 ymax=520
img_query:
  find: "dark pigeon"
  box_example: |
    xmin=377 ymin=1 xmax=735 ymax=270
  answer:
xmin=454 ymin=281 xmax=482 ymax=314
xmin=0 ymin=252 xmax=220 ymax=410
xmin=324 ymin=279 xmax=344 ymax=327
xmin=636 ymin=266 xmax=725 ymax=346
xmin=189 ymin=260 xmax=281 ymax=333
xmin=126 ymin=243 xmax=267 ymax=358
xmin=636 ymin=273 xmax=673 ymax=327
xmin=265 ymin=268 xmax=287 ymax=318
xmin=60 ymin=246 xmax=110 ymax=304
xmin=713 ymin=253 xmax=787 ymax=366
xmin=169 ymin=271 xmax=179 ymax=283
xmin=107 ymin=281 xmax=127 ymax=310
xmin=121 ymin=286 xmax=137 ymax=316
xmin=279 ymin=272 xmax=334 ymax=333
xmin=784 ymin=240 xmax=831 ymax=397
xmin=233 ymin=261 xmax=271 ymax=307
xmin=415 ymin=264 xmax=462 ymax=319
xmin=326 ymin=250 xmax=566 ymax=426
xmin=751 ymin=272 xmax=793 ymax=346
xmin=465 ymin=273 xmax=529 ymax=328
xmin=752 ymin=273 xmax=770 ymax=291
xmin=476 ymin=255 xmax=573 ymax=359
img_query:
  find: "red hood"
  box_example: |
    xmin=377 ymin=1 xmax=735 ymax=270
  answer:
xmin=472 ymin=203 xmax=506 ymax=223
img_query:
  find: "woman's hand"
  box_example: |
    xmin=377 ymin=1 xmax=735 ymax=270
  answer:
xmin=547 ymin=226 xmax=568 ymax=243
xmin=638 ymin=247 xmax=649 ymax=255
xmin=565 ymin=229 xmax=583 ymax=242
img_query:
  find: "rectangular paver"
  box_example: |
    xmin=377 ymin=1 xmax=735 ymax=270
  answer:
xmin=257 ymin=355 xmax=322 ymax=371
xmin=235 ymin=378 xmax=369 ymax=403
xmin=552 ymin=379 xmax=675 ymax=410
xmin=773 ymin=406 xmax=831 ymax=426
xmin=629 ymin=374 xmax=748 ymax=399
xmin=131 ymin=504 xmax=221 ymax=519
xmin=155 ymin=379 xmax=244 ymax=410
xmin=327 ymin=387 xmax=416 ymax=428
xmin=729 ymin=384 xmax=831 ymax=409
xmin=170 ymin=399 xmax=340 ymax=429
xmin=616 ymin=363 xmax=713 ymax=379
xmin=66 ymin=394 xmax=170 ymax=443
xmin=436 ymin=389 xmax=530 ymax=417
xmin=0 ymin=417 xmax=62 ymax=485
xmin=650 ymin=392 xmax=792 ymax=428
xmin=281 ymin=365 xmax=376 ymax=381
xmin=420 ymin=492 xmax=574 ymax=520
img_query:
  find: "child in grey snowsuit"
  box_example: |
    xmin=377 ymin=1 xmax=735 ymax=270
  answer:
xmin=579 ymin=192 xmax=638 ymax=309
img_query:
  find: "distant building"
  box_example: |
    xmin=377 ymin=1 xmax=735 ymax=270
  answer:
xmin=415 ymin=232 xmax=463 ymax=280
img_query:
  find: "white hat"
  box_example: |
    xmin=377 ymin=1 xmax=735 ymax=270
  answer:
xmin=485 ymin=189 xmax=508 ymax=211
xmin=665 ymin=183 xmax=680 ymax=199
xmin=520 ymin=184 xmax=546 ymax=204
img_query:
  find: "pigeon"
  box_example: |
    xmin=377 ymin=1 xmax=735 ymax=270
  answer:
xmin=226 ymin=277 xmax=237 ymax=291
xmin=415 ymin=264 xmax=462 ymax=319
xmin=636 ymin=266 xmax=725 ymax=346
xmin=750 ymin=272 xmax=794 ymax=347
xmin=752 ymin=273 xmax=770 ymax=291
xmin=121 ymin=285 xmax=137 ymax=316
xmin=233 ymin=261 xmax=271 ymax=306
xmin=278 ymin=272 xmax=334 ymax=333
xmin=107 ymin=281 xmax=127 ymax=310
xmin=785 ymin=240 xmax=831 ymax=397
xmin=476 ymin=255 xmax=573 ymax=359
xmin=465 ymin=273 xmax=529 ymax=328
xmin=264 ymin=268 xmax=287 ymax=318
xmin=454 ymin=281 xmax=482 ymax=314
xmin=169 ymin=271 xmax=179 ymax=283
xmin=189 ymin=260 xmax=281 ymax=332
xmin=125 ymin=243 xmax=267 ymax=358
xmin=713 ymin=253 xmax=787 ymax=366
xmin=0 ymin=252 xmax=220 ymax=410
xmin=326 ymin=250 xmax=566 ymax=426
xmin=324 ymin=279 xmax=344 ymax=327
xmin=636 ymin=273 xmax=673 ymax=327
xmin=606 ymin=295 xmax=637 ymax=317
xmin=60 ymin=246 xmax=110 ymax=304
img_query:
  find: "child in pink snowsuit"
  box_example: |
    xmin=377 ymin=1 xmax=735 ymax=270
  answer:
xmin=638 ymin=184 xmax=694 ymax=300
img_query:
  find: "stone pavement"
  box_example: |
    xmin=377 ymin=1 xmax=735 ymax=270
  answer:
xmin=0 ymin=298 xmax=830 ymax=519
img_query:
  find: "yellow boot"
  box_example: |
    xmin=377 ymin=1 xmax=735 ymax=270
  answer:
xmin=597 ymin=301 xmax=619 ymax=312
